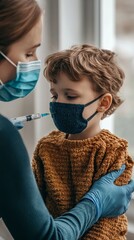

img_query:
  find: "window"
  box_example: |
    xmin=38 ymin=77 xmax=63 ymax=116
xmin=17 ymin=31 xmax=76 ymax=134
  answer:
xmin=114 ymin=0 xmax=134 ymax=159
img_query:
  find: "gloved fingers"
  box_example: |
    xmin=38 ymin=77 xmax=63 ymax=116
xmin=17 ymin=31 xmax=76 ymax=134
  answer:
xmin=127 ymin=193 xmax=132 ymax=203
xmin=104 ymin=164 xmax=126 ymax=183
xmin=122 ymin=205 xmax=129 ymax=215
xmin=117 ymin=180 xmax=134 ymax=213
xmin=125 ymin=179 xmax=134 ymax=194
xmin=122 ymin=180 xmax=134 ymax=199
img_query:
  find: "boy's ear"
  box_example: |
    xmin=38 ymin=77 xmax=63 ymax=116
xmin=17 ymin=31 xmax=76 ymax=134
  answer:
xmin=97 ymin=93 xmax=112 ymax=113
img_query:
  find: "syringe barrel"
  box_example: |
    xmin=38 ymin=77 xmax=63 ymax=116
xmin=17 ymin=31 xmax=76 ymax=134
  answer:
xmin=10 ymin=113 xmax=41 ymax=124
xmin=10 ymin=116 xmax=27 ymax=124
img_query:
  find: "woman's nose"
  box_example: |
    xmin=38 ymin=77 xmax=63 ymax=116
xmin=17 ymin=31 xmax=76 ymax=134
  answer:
xmin=34 ymin=55 xmax=38 ymax=61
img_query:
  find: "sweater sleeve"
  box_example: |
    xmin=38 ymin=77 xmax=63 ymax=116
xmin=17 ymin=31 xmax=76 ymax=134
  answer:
xmin=93 ymin=137 xmax=133 ymax=185
xmin=0 ymin=114 xmax=98 ymax=240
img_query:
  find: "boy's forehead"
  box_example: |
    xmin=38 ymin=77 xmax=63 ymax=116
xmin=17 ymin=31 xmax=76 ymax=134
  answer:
xmin=50 ymin=75 xmax=95 ymax=93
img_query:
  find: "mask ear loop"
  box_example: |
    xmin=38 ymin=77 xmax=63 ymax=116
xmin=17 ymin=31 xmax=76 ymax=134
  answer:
xmin=84 ymin=94 xmax=104 ymax=122
xmin=0 ymin=79 xmax=4 ymax=86
xmin=0 ymin=79 xmax=5 ymax=90
xmin=84 ymin=94 xmax=104 ymax=107
xmin=0 ymin=51 xmax=17 ymax=67
xmin=86 ymin=110 xmax=98 ymax=121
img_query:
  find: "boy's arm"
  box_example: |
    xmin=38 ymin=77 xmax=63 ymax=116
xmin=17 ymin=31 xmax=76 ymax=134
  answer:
xmin=94 ymin=139 xmax=134 ymax=185
xmin=114 ymin=152 xmax=134 ymax=186
xmin=85 ymin=141 xmax=134 ymax=240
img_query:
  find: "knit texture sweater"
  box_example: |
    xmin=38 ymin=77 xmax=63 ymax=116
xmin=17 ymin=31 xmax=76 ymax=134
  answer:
xmin=32 ymin=129 xmax=133 ymax=240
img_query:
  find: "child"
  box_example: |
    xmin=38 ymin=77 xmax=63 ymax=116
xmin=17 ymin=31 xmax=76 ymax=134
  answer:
xmin=32 ymin=44 xmax=134 ymax=240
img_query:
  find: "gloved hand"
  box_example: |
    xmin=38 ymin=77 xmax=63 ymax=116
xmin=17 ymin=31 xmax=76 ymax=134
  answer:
xmin=82 ymin=165 xmax=134 ymax=219
xmin=12 ymin=120 xmax=24 ymax=130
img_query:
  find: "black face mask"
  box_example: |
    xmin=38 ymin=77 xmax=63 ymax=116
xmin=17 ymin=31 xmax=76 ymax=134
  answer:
xmin=50 ymin=94 xmax=103 ymax=134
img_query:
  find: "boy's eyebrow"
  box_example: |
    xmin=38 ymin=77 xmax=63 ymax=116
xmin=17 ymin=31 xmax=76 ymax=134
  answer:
xmin=63 ymin=88 xmax=80 ymax=93
xmin=64 ymin=88 xmax=77 ymax=91
xmin=50 ymin=88 xmax=79 ymax=93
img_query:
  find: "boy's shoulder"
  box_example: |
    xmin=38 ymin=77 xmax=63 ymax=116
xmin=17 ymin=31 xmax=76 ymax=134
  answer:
xmin=37 ymin=130 xmax=65 ymax=145
xmin=101 ymin=129 xmax=128 ymax=149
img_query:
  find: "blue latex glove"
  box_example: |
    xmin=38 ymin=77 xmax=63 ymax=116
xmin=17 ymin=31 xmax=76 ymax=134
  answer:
xmin=12 ymin=120 xmax=24 ymax=130
xmin=82 ymin=165 xmax=134 ymax=219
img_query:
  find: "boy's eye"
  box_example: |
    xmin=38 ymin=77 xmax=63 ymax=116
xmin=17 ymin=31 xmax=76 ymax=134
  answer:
xmin=51 ymin=95 xmax=57 ymax=101
xmin=66 ymin=95 xmax=77 ymax=100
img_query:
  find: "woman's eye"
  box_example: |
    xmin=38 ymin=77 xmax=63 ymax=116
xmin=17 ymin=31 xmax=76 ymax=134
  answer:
xmin=26 ymin=53 xmax=34 ymax=57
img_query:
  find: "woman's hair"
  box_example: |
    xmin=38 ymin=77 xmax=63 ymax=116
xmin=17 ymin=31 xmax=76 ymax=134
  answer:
xmin=44 ymin=44 xmax=125 ymax=118
xmin=0 ymin=0 xmax=41 ymax=59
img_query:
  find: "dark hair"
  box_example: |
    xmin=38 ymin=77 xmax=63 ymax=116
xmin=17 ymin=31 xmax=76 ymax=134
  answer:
xmin=44 ymin=44 xmax=125 ymax=118
xmin=0 ymin=0 xmax=42 ymax=59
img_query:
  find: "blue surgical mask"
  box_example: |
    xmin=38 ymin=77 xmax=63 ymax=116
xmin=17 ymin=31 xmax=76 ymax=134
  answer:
xmin=50 ymin=94 xmax=103 ymax=134
xmin=0 ymin=51 xmax=41 ymax=101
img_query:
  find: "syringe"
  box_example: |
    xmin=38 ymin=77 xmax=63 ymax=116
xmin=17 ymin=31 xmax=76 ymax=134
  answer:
xmin=10 ymin=113 xmax=49 ymax=124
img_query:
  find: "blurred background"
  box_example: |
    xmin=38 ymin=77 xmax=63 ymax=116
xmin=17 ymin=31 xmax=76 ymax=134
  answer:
xmin=0 ymin=0 xmax=133 ymax=238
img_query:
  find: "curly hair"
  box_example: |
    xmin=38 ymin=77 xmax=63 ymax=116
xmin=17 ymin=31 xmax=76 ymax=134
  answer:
xmin=44 ymin=44 xmax=125 ymax=119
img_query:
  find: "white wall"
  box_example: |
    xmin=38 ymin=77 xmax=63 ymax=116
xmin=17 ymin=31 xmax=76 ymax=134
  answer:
xmin=99 ymin=0 xmax=115 ymax=132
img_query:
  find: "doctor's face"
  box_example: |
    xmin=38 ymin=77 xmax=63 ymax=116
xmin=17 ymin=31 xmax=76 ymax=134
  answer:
xmin=0 ymin=15 xmax=42 ymax=83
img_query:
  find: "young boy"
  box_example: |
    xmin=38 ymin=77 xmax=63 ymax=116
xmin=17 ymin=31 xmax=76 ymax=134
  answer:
xmin=32 ymin=44 xmax=134 ymax=240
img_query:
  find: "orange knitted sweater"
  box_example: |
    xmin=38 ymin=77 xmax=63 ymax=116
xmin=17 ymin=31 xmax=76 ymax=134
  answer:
xmin=32 ymin=129 xmax=133 ymax=240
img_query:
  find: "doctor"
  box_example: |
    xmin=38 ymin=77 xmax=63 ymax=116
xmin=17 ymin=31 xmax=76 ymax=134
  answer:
xmin=0 ymin=0 xmax=134 ymax=239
